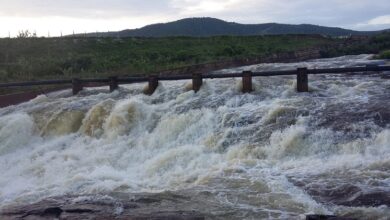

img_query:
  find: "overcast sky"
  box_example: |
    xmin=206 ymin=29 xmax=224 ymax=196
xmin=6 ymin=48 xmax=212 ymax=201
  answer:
xmin=0 ymin=0 xmax=389 ymax=37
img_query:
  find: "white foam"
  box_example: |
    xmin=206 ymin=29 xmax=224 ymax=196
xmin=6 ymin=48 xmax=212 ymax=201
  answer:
xmin=0 ymin=55 xmax=389 ymax=217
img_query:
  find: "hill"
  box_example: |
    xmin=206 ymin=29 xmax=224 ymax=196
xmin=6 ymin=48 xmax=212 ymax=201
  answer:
xmin=87 ymin=17 xmax=385 ymax=37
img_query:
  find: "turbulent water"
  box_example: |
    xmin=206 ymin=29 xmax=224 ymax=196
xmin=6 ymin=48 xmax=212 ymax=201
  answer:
xmin=0 ymin=55 xmax=389 ymax=219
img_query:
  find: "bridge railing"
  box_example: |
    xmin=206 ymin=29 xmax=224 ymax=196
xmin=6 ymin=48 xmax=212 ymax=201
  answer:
xmin=0 ymin=65 xmax=389 ymax=95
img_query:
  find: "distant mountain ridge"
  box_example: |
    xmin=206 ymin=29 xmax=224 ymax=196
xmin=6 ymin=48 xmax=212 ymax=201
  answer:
xmin=86 ymin=17 xmax=387 ymax=37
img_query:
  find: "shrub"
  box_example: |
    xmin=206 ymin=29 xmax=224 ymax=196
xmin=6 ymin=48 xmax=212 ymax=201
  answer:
xmin=378 ymin=50 xmax=390 ymax=59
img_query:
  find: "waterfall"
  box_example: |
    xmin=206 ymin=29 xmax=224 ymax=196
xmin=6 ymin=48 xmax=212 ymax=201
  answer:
xmin=0 ymin=55 xmax=389 ymax=219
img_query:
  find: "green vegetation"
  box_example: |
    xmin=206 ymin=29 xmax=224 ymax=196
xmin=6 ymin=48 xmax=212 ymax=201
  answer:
xmin=0 ymin=35 xmax=332 ymax=83
xmin=320 ymin=32 xmax=390 ymax=58
xmin=0 ymin=32 xmax=389 ymax=88
xmin=378 ymin=50 xmax=390 ymax=59
xmin=89 ymin=17 xmax=382 ymax=38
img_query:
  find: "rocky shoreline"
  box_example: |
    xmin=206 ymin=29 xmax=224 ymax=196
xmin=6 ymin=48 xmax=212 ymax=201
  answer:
xmin=0 ymin=193 xmax=206 ymax=220
xmin=0 ymin=192 xmax=357 ymax=220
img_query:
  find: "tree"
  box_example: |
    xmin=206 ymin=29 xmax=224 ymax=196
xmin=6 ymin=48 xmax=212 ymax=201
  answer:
xmin=16 ymin=30 xmax=37 ymax=38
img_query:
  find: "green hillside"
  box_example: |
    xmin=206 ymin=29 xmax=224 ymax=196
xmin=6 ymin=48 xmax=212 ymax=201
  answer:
xmin=88 ymin=17 xmax=385 ymax=38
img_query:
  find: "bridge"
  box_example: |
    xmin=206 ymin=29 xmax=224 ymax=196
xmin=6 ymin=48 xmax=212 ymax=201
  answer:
xmin=0 ymin=65 xmax=389 ymax=107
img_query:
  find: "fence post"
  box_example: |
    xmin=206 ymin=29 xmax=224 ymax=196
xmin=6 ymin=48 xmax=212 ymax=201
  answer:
xmin=192 ymin=73 xmax=203 ymax=92
xmin=109 ymin=76 xmax=119 ymax=92
xmin=297 ymin=68 xmax=308 ymax=92
xmin=72 ymin=78 xmax=83 ymax=95
xmin=242 ymin=71 xmax=253 ymax=93
xmin=145 ymin=75 xmax=159 ymax=95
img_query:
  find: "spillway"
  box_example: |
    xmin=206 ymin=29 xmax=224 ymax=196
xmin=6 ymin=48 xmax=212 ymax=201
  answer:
xmin=0 ymin=55 xmax=389 ymax=219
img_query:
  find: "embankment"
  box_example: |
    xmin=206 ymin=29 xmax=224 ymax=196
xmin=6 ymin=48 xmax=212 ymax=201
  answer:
xmin=0 ymin=48 xmax=322 ymax=108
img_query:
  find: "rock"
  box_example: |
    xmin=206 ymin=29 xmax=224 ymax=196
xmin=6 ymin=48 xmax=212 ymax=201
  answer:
xmin=306 ymin=215 xmax=357 ymax=220
xmin=0 ymin=193 xmax=207 ymax=220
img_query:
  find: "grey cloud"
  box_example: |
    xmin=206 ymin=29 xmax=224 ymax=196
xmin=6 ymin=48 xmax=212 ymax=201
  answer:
xmin=174 ymin=0 xmax=390 ymax=29
xmin=0 ymin=0 xmax=174 ymax=18
xmin=0 ymin=0 xmax=389 ymax=30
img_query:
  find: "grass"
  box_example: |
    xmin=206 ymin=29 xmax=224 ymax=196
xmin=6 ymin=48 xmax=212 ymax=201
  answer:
xmin=0 ymin=33 xmax=389 ymax=95
xmin=378 ymin=50 xmax=390 ymax=59
xmin=319 ymin=32 xmax=390 ymax=58
xmin=0 ymin=35 xmax=333 ymax=83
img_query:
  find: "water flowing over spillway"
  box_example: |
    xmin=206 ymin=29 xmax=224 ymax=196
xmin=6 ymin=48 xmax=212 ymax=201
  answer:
xmin=0 ymin=55 xmax=389 ymax=219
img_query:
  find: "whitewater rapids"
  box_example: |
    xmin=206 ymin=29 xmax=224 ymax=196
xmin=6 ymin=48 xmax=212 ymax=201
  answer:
xmin=0 ymin=55 xmax=389 ymax=219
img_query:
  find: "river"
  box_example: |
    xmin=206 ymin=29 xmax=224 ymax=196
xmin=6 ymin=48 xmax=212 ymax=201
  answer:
xmin=0 ymin=55 xmax=389 ymax=219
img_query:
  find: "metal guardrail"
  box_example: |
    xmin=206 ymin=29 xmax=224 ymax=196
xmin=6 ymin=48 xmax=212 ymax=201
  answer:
xmin=0 ymin=65 xmax=389 ymax=95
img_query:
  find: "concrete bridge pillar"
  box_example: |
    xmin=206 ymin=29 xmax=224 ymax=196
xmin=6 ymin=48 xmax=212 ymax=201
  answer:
xmin=72 ymin=78 xmax=83 ymax=95
xmin=242 ymin=71 xmax=253 ymax=93
xmin=192 ymin=73 xmax=203 ymax=92
xmin=109 ymin=76 xmax=119 ymax=92
xmin=297 ymin=68 xmax=308 ymax=92
xmin=145 ymin=75 xmax=159 ymax=95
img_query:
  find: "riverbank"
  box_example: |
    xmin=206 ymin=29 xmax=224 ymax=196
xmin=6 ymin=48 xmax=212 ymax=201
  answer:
xmin=1 ymin=52 xmax=388 ymax=108
xmin=1 ymin=33 xmax=389 ymax=84
xmin=0 ymin=192 xmax=358 ymax=220
xmin=0 ymin=48 xmax=324 ymax=107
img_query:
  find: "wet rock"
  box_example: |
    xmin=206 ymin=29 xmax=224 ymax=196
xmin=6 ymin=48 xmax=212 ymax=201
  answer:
xmin=0 ymin=193 xmax=207 ymax=220
xmin=289 ymin=174 xmax=390 ymax=207
xmin=337 ymin=191 xmax=390 ymax=207
xmin=306 ymin=215 xmax=356 ymax=220
xmin=313 ymin=94 xmax=390 ymax=141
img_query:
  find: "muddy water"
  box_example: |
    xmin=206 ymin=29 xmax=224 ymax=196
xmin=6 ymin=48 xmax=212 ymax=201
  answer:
xmin=0 ymin=55 xmax=389 ymax=219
